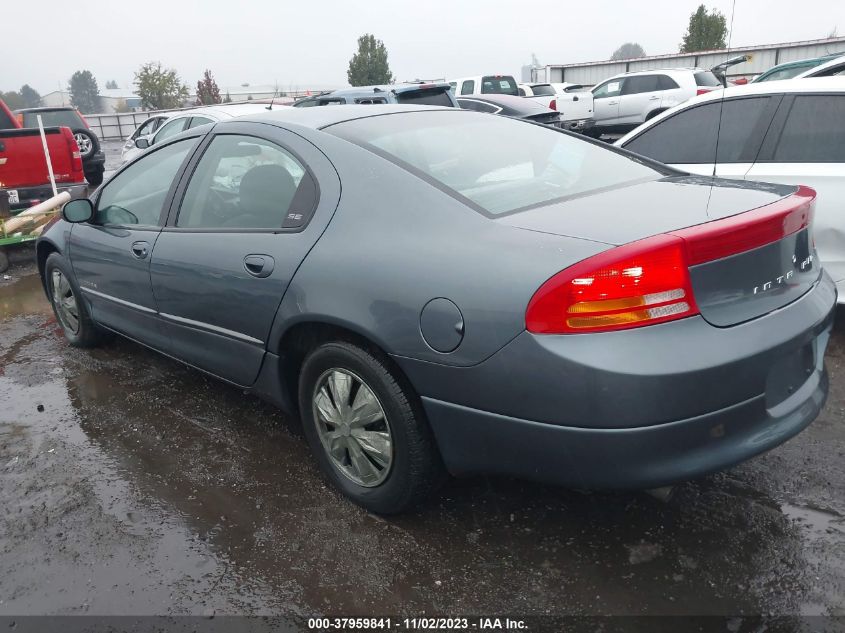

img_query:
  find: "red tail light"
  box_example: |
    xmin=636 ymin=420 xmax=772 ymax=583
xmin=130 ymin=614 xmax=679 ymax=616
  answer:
xmin=549 ymin=99 xmax=557 ymax=111
xmin=61 ymin=127 xmax=84 ymax=176
xmin=696 ymin=88 xmax=713 ymax=96
xmin=526 ymin=187 xmax=815 ymax=334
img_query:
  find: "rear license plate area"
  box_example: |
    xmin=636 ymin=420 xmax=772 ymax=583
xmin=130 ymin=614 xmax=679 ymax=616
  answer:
xmin=765 ymin=343 xmax=815 ymax=408
xmin=7 ymin=190 xmax=19 ymax=204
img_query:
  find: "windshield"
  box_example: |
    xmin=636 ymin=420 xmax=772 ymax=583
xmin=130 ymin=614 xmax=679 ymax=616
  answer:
xmin=530 ymin=84 xmax=556 ymax=96
xmin=395 ymin=89 xmax=454 ymax=107
xmin=480 ymin=76 xmax=518 ymax=96
xmin=754 ymin=60 xmax=826 ymax=82
xmin=328 ymin=110 xmax=659 ymax=216
xmin=22 ymin=109 xmax=84 ymax=129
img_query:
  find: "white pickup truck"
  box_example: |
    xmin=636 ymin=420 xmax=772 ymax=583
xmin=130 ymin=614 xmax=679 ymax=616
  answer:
xmin=518 ymin=82 xmax=594 ymax=132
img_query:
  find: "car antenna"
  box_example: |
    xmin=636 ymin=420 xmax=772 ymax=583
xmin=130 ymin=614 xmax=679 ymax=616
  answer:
xmin=266 ymin=87 xmax=279 ymax=111
xmin=712 ymin=0 xmax=738 ymax=177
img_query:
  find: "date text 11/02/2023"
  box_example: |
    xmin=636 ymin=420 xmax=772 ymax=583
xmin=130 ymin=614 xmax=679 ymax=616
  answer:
xmin=306 ymin=617 xmax=528 ymax=630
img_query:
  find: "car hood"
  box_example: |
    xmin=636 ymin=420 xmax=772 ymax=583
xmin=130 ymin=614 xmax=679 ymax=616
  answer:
xmin=494 ymin=175 xmax=798 ymax=245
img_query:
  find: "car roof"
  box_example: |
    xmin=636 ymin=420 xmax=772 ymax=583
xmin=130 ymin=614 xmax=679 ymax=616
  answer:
xmin=232 ymin=103 xmax=456 ymax=129
xmin=802 ymin=54 xmax=845 ymax=75
xmin=165 ymin=103 xmax=272 ymax=121
xmin=620 ymin=67 xmax=708 ymax=78
xmin=13 ymin=106 xmax=77 ymax=113
xmin=326 ymin=82 xmax=452 ymax=97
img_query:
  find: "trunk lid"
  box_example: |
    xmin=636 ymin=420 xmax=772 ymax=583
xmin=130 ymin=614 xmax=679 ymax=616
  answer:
xmin=500 ymin=176 xmax=821 ymax=327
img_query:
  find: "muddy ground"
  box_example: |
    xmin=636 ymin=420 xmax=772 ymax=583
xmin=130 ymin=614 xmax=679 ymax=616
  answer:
xmin=1 ymin=267 xmax=843 ymax=627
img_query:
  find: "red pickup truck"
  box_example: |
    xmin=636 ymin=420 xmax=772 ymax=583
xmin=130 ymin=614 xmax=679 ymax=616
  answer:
xmin=0 ymin=98 xmax=87 ymax=211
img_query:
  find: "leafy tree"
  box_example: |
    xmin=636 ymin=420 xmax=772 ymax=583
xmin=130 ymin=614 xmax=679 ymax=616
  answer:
xmin=113 ymin=99 xmax=131 ymax=113
xmin=223 ymin=91 xmax=232 ymax=103
xmin=134 ymin=62 xmax=189 ymax=110
xmin=0 ymin=91 xmax=24 ymax=110
xmin=680 ymin=5 xmax=727 ymax=52
xmin=68 ymin=70 xmax=101 ymax=113
xmin=19 ymin=84 xmax=41 ymax=107
xmin=347 ymin=34 xmax=394 ymax=86
xmin=105 ymin=80 xmax=119 ymax=89
xmin=610 ymin=43 xmax=646 ymax=61
xmin=195 ymin=69 xmax=222 ymax=105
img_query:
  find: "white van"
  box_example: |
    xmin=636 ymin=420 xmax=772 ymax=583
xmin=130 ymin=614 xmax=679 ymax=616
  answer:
xmin=448 ymin=75 xmax=519 ymax=97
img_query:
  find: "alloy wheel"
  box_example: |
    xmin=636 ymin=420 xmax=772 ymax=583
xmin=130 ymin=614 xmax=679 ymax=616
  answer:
xmin=312 ymin=368 xmax=393 ymax=487
xmin=74 ymin=132 xmax=92 ymax=156
xmin=51 ymin=269 xmax=80 ymax=335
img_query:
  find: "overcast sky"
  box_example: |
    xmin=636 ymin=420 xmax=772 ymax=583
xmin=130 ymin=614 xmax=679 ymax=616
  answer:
xmin=3 ymin=0 xmax=844 ymax=94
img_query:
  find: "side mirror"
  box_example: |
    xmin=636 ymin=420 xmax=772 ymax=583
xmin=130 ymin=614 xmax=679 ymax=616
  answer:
xmin=62 ymin=198 xmax=94 ymax=223
xmin=135 ymin=137 xmax=150 ymax=149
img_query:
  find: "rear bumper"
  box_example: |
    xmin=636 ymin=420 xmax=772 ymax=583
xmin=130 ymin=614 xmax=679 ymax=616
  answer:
xmin=401 ymin=273 xmax=836 ymax=489
xmin=8 ymin=182 xmax=88 ymax=210
xmin=423 ymin=356 xmax=828 ymax=489
xmin=562 ymin=118 xmax=595 ymax=132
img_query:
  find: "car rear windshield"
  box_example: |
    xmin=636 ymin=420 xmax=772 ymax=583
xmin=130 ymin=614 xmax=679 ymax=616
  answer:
xmin=395 ymin=88 xmax=454 ymax=107
xmin=327 ymin=110 xmax=660 ymax=216
xmin=480 ymin=76 xmax=518 ymax=96
xmin=530 ymin=84 xmax=556 ymax=96
xmin=754 ymin=60 xmax=824 ymax=82
xmin=694 ymin=72 xmax=721 ymax=86
xmin=22 ymin=110 xmax=84 ymax=129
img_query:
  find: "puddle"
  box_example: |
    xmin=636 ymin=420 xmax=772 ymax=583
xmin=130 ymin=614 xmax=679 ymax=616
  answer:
xmin=0 ymin=274 xmax=51 ymax=319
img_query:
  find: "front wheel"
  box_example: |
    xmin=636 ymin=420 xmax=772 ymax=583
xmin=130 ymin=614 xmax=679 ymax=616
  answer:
xmin=45 ymin=253 xmax=103 ymax=348
xmin=298 ymin=341 xmax=445 ymax=514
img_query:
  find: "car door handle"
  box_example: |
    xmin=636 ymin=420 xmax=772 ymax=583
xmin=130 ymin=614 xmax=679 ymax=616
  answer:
xmin=243 ymin=254 xmax=275 ymax=278
xmin=131 ymin=241 xmax=150 ymax=259
xmin=608 ymin=101 xmax=618 ymax=105
xmin=649 ymin=96 xmax=660 ymax=100
xmin=572 ymin=96 xmax=579 ymax=101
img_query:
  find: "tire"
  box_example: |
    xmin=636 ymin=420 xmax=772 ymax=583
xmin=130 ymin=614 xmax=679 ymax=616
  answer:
xmin=298 ymin=341 xmax=445 ymax=514
xmin=85 ymin=165 xmax=104 ymax=186
xmin=0 ymin=248 xmax=8 ymax=274
xmin=44 ymin=252 xmax=102 ymax=348
xmin=72 ymin=129 xmax=99 ymax=160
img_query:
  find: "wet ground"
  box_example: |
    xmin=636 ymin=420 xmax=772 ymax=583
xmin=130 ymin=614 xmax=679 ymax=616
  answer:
xmin=1 ymin=273 xmax=845 ymax=628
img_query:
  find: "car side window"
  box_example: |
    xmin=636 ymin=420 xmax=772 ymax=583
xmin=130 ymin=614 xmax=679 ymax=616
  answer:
xmin=187 ymin=116 xmax=214 ymax=129
xmin=95 ymin=139 xmax=196 ymax=226
xmin=658 ymin=75 xmax=680 ymax=90
xmin=153 ymin=118 xmax=188 ymax=144
xmin=593 ymin=80 xmax=622 ymax=99
xmin=177 ymin=134 xmax=317 ymax=230
xmin=769 ymin=95 xmax=845 ymax=163
xmin=458 ymin=99 xmax=498 ymax=114
xmin=624 ymin=98 xmax=770 ymax=164
xmin=621 ymin=75 xmax=660 ymax=95
xmin=134 ymin=118 xmax=158 ymax=139
xmin=461 ymin=80 xmax=475 ymax=95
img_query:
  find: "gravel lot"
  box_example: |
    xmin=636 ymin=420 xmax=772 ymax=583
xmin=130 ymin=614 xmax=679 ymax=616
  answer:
xmin=1 ymin=266 xmax=844 ymax=625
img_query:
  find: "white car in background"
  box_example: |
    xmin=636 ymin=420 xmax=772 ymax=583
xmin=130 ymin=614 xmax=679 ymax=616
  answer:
xmin=589 ymin=67 xmax=721 ymax=136
xmin=120 ymin=114 xmax=169 ymax=163
xmin=120 ymin=104 xmax=272 ymax=164
xmin=518 ymin=82 xmax=595 ymax=132
xmin=616 ymin=77 xmax=845 ymax=299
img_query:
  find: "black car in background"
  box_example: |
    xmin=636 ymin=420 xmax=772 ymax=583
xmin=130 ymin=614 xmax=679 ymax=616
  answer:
xmin=456 ymin=94 xmax=563 ymax=127
xmin=14 ymin=107 xmax=106 ymax=185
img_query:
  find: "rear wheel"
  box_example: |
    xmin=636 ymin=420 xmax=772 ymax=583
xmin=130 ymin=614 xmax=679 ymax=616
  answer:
xmin=45 ymin=253 xmax=102 ymax=348
xmin=73 ymin=129 xmax=99 ymax=159
xmin=298 ymin=341 xmax=444 ymax=514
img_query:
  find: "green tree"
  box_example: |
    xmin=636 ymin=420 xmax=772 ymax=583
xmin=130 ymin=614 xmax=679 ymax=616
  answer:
xmin=610 ymin=42 xmax=646 ymax=61
xmin=0 ymin=91 xmax=24 ymax=110
xmin=347 ymin=34 xmax=394 ymax=86
xmin=68 ymin=70 xmax=101 ymax=113
xmin=680 ymin=5 xmax=727 ymax=52
xmin=223 ymin=91 xmax=232 ymax=103
xmin=19 ymin=84 xmax=41 ymax=107
xmin=134 ymin=62 xmax=189 ymax=110
xmin=105 ymin=79 xmax=118 ymax=89
xmin=196 ymin=69 xmax=221 ymax=105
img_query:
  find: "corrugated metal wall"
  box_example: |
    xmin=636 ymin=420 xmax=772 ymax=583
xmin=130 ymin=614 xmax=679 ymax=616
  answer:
xmin=536 ymin=37 xmax=845 ymax=86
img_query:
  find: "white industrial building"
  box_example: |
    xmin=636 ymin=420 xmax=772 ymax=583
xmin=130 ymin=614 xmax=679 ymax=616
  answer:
xmin=532 ymin=36 xmax=845 ymax=86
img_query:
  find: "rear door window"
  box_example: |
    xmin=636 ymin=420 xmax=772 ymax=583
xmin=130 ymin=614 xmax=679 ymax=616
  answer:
xmin=187 ymin=116 xmax=214 ymax=129
xmin=771 ymin=95 xmax=845 ymax=162
xmin=458 ymin=99 xmax=499 ymax=113
xmin=694 ymin=72 xmax=721 ymax=87
xmin=460 ymin=80 xmax=475 ymax=95
xmin=624 ymin=97 xmax=771 ymax=164
xmin=621 ymin=75 xmax=660 ymax=95
xmin=154 ymin=118 xmax=189 ymax=144
xmin=658 ymin=75 xmax=681 ymax=89
xmin=177 ymin=134 xmax=315 ymax=230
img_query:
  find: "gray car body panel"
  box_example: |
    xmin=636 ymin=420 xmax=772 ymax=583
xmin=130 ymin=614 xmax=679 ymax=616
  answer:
xmin=37 ymin=105 xmax=836 ymax=491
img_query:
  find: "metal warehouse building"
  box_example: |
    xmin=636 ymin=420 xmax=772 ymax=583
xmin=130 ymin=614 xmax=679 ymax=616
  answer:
xmin=532 ymin=36 xmax=845 ymax=85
